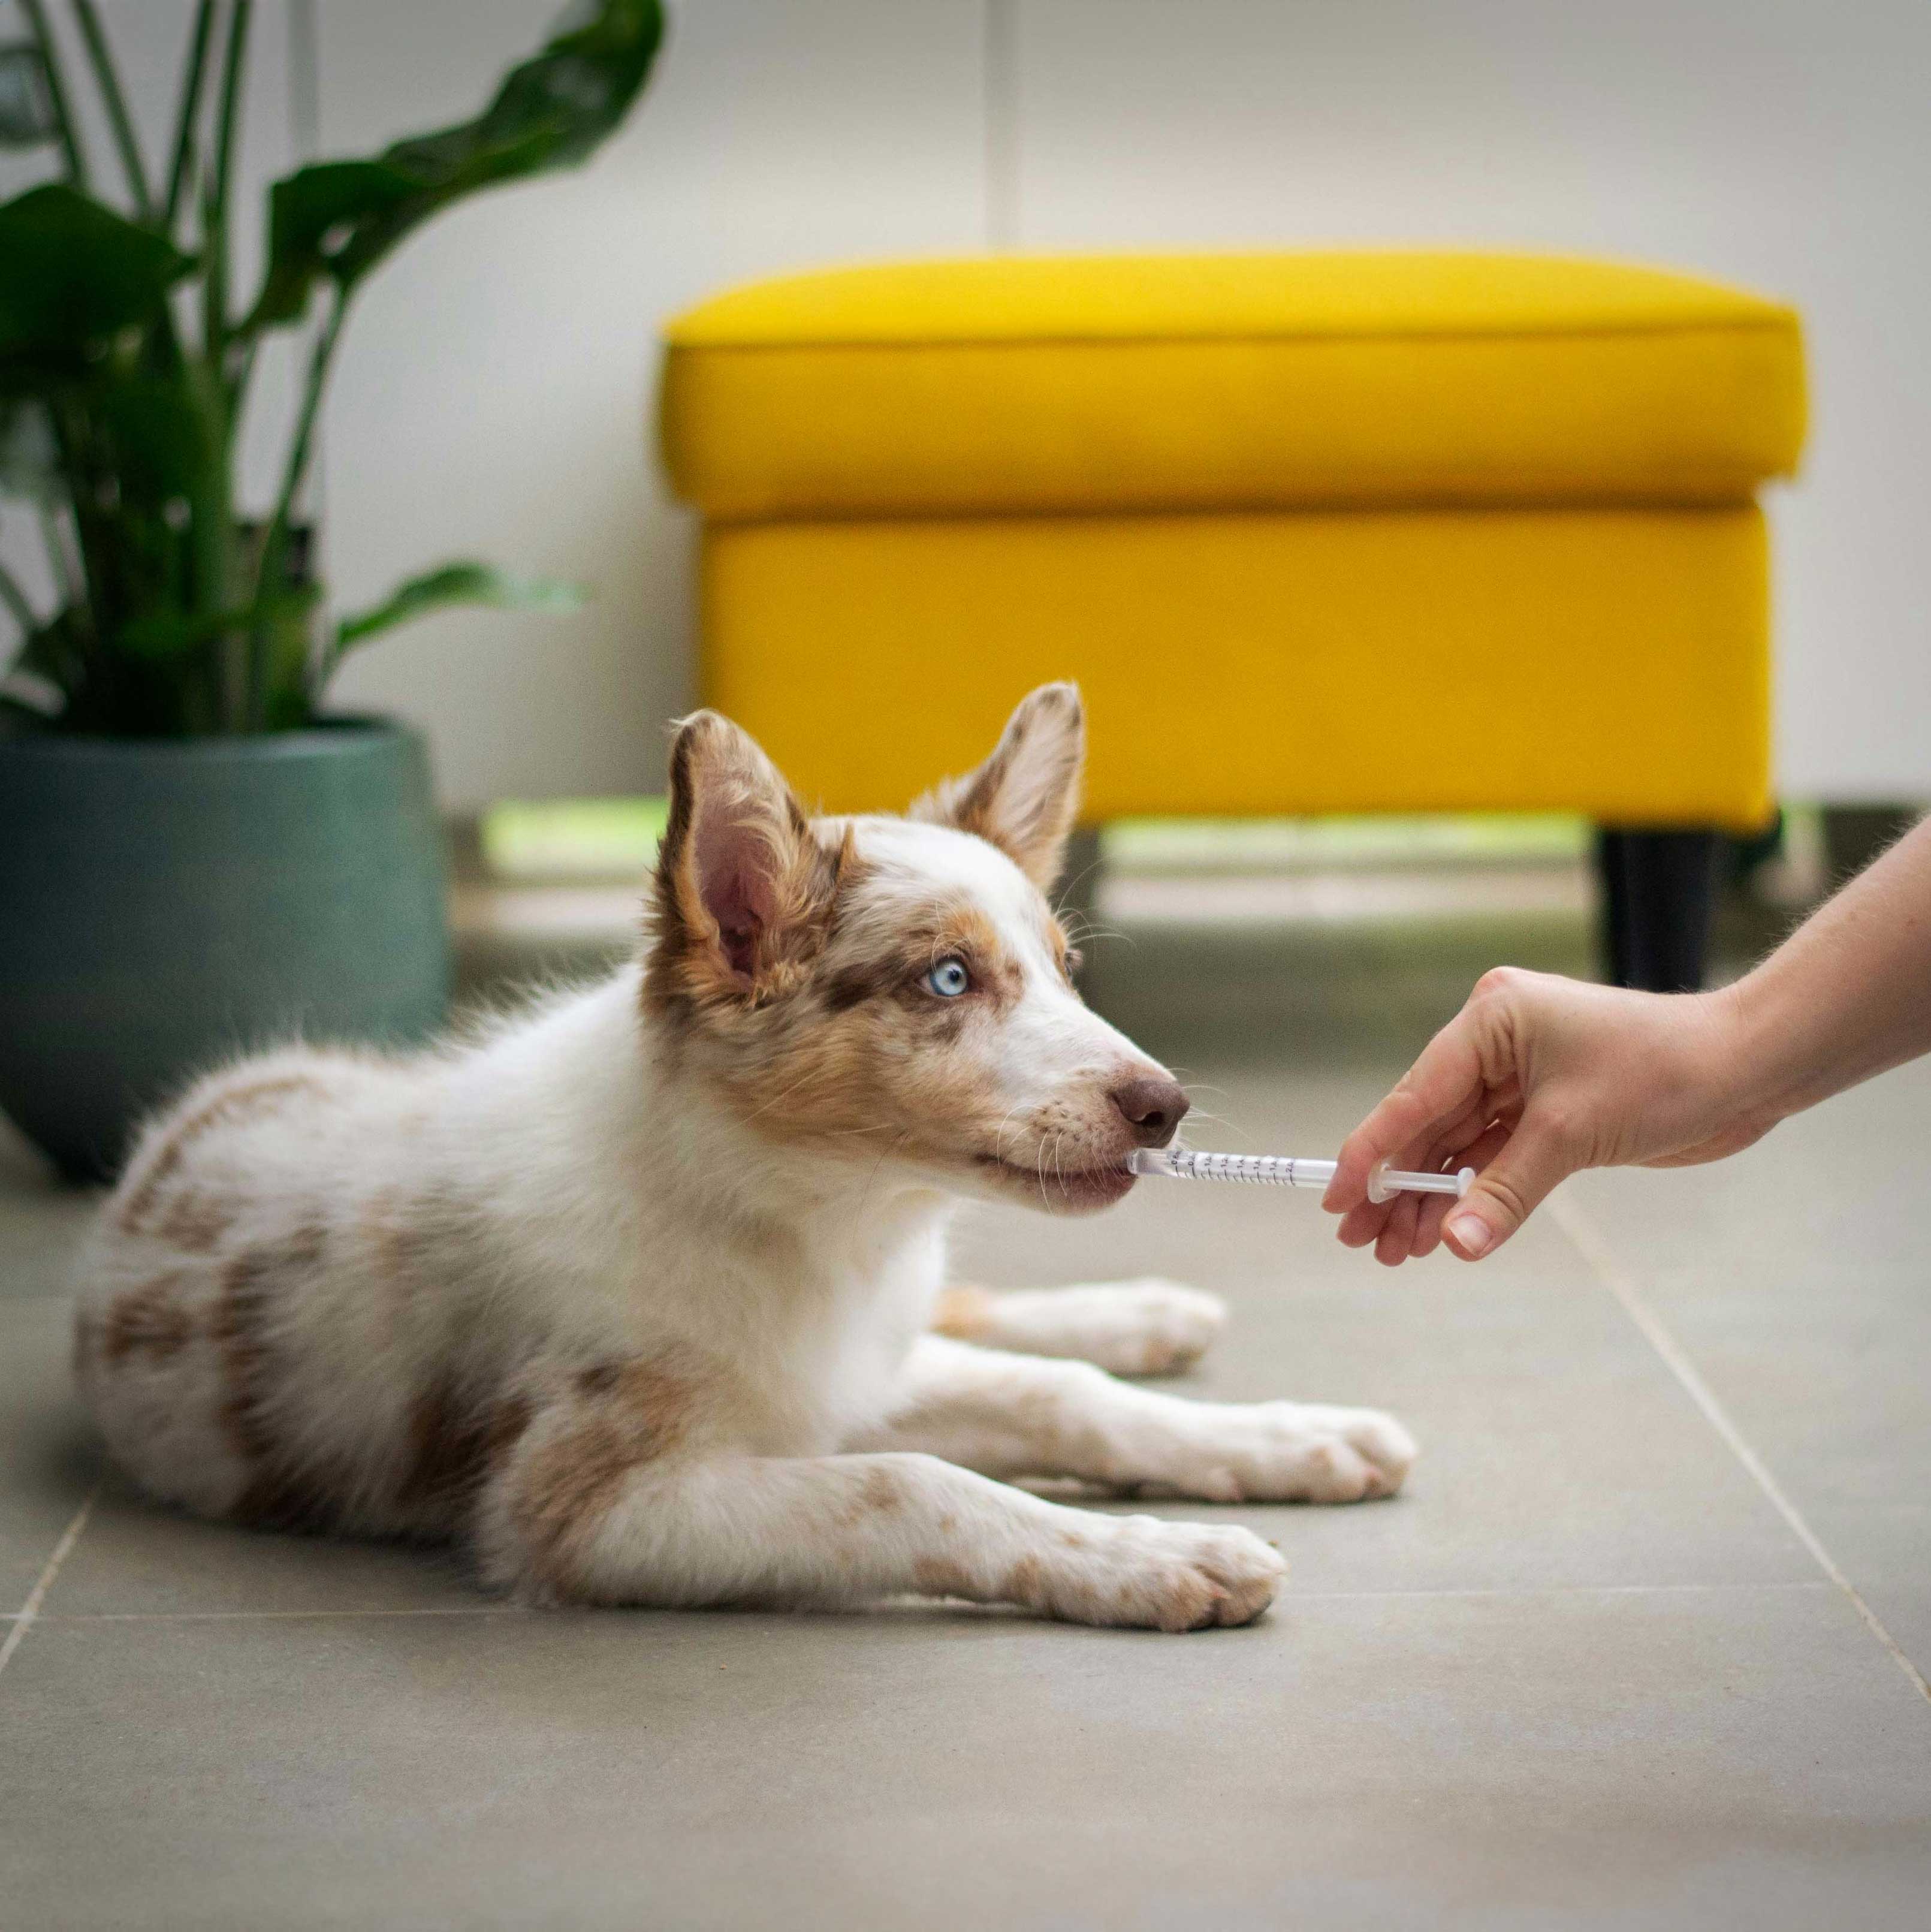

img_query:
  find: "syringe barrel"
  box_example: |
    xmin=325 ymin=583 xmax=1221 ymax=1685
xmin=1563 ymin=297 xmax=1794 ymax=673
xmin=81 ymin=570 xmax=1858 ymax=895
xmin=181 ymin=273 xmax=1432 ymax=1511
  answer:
xmin=1128 ymin=1149 xmax=1476 ymax=1201
xmin=1130 ymin=1149 xmax=1336 ymax=1188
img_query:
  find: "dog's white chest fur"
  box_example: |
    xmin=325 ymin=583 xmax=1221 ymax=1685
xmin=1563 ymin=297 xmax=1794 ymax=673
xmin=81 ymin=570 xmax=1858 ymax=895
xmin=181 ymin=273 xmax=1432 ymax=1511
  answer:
xmin=406 ymin=966 xmax=963 ymax=1457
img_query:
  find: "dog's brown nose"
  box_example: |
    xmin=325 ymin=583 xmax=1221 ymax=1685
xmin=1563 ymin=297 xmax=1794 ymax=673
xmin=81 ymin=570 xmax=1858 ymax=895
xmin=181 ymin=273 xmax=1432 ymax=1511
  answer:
xmin=1109 ymin=1074 xmax=1190 ymax=1148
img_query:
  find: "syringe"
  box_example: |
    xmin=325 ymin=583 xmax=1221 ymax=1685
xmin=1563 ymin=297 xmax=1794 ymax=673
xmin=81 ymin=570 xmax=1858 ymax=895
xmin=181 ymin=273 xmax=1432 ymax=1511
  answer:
xmin=1127 ymin=1147 xmax=1474 ymax=1204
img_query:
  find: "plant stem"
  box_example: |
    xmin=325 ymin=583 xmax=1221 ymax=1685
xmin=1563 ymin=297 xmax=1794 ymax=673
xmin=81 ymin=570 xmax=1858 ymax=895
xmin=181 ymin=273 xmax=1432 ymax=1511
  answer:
xmin=44 ymin=393 xmax=119 ymax=724
xmin=248 ymin=287 xmax=345 ymax=728
xmin=228 ymin=335 xmax=258 ymax=424
xmin=192 ymin=378 xmax=239 ymax=729
xmin=0 ymin=553 xmax=38 ymax=640
xmin=71 ymin=0 xmax=152 ymax=219
xmin=162 ymin=0 xmax=216 ymax=236
xmin=198 ymin=0 xmax=251 ymax=727
xmin=19 ymin=0 xmax=90 ymax=192
xmin=37 ymin=501 xmax=78 ymax=608
xmin=204 ymin=0 xmax=250 ymax=384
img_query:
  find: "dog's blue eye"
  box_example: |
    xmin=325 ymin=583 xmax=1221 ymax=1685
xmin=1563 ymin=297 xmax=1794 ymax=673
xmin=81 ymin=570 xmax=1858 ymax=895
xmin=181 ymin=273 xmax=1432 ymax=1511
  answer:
xmin=925 ymin=957 xmax=971 ymax=998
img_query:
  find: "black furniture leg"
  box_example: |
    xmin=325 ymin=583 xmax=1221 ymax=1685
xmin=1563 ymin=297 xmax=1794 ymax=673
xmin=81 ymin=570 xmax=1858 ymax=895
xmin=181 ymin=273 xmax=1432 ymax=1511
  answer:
xmin=1594 ymin=827 xmax=1720 ymax=991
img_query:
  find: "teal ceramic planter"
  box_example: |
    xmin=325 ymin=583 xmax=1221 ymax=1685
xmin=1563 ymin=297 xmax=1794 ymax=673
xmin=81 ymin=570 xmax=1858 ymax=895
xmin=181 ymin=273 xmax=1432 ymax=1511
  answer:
xmin=0 ymin=718 xmax=449 ymax=1180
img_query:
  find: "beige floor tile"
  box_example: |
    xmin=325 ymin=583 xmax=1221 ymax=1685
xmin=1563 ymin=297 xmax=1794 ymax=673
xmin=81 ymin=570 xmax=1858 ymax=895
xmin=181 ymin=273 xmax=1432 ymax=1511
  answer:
xmin=0 ymin=1298 xmax=98 ymax=1612
xmin=3 ymin=1584 xmax=1926 ymax=1931
xmin=0 ymin=1122 xmax=96 ymax=1304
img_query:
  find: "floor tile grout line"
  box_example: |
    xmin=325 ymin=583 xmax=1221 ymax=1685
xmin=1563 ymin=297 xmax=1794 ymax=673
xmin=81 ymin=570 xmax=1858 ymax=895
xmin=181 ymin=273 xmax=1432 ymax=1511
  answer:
xmin=0 ymin=1482 xmax=101 ymax=1683
xmin=1550 ymin=1190 xmax=1931 ymax=1707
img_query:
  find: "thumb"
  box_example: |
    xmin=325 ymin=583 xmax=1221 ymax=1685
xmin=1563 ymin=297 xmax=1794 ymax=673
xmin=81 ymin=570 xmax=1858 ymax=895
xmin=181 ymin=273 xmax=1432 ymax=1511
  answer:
xmin=1441 ymin=1111 xmax=1580 ymax=1260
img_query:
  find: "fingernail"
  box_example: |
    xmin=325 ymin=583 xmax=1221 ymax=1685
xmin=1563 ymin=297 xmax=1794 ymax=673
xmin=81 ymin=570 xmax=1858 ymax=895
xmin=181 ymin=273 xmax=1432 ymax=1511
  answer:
xmin=1447 ymin=1214 xmax=1492 ymax=1258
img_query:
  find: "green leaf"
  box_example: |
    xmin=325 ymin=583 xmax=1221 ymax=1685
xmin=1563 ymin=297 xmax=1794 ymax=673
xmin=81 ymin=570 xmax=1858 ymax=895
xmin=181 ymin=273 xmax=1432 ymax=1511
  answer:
xmin=0 ymin=184 xmax=193 ymax=373
xmin=93 ymin=372 xmax=212 ymax=501
xmin=0 ymin=43 xmax=57 ymax=147
xmin=246 ymin=159 xmax=421 ymax=331
xmin=334 ymin=561 xmax=583 ymax=655
xmin=242 ymin=0 xmax=663 ymax=333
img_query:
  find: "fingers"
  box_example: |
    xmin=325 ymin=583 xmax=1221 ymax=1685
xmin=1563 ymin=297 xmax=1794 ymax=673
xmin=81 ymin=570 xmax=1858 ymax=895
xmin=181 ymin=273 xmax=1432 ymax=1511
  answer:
xmin=1336 ymin=1199 xmax=1392 ymax=1250
xmin=1329 ymin=1093 xmax=1480 ymax=1251
xmin=1327 ymin=966 xmax=1636 ymax=1265
xmin=1408 ymin=1120 xmax=1510 ymax=1261
xmin=1413 ymin=1120 xmax=1514 ymax=1252
xmin=1410 ymin=1190 xmax=1457 ymax=1258
xmin=1336 ymin=1105 xmax=1544 ymax=1267
xmin=1335 ymin=1094 xmax=1505 ymax=1262
xmin=1439 ymin=1104 xmax=1580 ymax=1259
xmin=1321 ymin=1017 xmax=1491 ymax=1217
xmin=1349 ymin=1117 xmax=1508 ymax=1265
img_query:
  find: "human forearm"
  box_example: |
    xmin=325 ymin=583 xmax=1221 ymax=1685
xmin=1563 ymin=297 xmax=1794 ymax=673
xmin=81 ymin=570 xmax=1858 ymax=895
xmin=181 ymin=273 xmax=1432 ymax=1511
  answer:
xmin=1718 ymin=814 xmax=1931 ymax=1129
xmin=1326 ymin=813 xmax=1931 ymax=1264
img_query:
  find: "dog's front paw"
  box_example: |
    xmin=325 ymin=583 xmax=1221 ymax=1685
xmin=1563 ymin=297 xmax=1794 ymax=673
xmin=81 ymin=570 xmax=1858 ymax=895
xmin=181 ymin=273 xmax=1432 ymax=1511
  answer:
xmin=1164 ymin=1403 xmax=1417 ymax=1504
xmin=1078 ymin=1278 xmax=1227 ymax=1375
xmin=988 ymin=1278 xmax=1226 ymax=1375
xmin=1020 ymin=1515 xmax=1286 ymax=1632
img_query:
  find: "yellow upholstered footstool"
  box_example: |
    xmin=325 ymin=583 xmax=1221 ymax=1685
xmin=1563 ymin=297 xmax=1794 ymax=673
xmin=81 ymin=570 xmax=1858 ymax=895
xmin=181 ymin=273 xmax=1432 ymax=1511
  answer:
xmin=659 ymin=253 xmax=1805 ymax=988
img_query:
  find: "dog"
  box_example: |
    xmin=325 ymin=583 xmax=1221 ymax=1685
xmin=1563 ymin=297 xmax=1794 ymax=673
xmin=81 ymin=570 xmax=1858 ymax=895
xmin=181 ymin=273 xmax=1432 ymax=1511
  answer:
xmin=76 ymin=684 xmax=1413 ymax=1632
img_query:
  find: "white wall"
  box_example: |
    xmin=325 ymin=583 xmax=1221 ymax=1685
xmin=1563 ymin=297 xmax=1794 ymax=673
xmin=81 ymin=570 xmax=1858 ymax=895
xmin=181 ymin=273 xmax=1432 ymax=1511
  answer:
xmin=318 ymin=0 xmax=990 ymax=806
xmin=9 ymin=2 xmax=1931 ymax=804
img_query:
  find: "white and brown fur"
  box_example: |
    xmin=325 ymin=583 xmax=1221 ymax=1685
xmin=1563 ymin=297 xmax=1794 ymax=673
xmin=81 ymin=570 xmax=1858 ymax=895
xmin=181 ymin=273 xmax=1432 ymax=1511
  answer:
xmin=76 ymin=685 xmax=1413 ymax=1632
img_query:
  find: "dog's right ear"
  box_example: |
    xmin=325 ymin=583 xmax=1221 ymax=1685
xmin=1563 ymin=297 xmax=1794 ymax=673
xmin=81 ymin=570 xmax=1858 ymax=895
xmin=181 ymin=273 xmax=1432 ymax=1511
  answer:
xmin=911 ymin=682 xmax=1085 ymax=892
xmin=648 ymin=712 xmax=841 ymax=1007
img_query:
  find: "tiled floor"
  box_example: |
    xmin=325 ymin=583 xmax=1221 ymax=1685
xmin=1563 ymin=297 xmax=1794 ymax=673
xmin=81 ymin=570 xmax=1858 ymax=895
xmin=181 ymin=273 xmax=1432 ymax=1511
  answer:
xmin=2 ymin=899 xmax=1927 ymax=1929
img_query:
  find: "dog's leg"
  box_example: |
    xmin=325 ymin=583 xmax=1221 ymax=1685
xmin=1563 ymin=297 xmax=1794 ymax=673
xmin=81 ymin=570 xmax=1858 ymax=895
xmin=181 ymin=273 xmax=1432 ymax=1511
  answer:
xmin=859 ymin=1336 xmax=1415 ymax=1503
xmin=932 ymin=1280 xmax=1226 ymax=1375
xmin=480 ymin=1393 xmax=1283 ymax=1630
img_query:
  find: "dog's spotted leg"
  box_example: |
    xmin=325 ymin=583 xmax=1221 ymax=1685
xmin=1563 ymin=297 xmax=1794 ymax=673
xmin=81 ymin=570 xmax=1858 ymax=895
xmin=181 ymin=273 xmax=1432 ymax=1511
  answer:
xmin=933 ymin=1280 xmax=1226 ymax=1375
xmin=474 ymin=1358 xmax=1281 ymax=1630
xmin=859 ymin=1337 xmax=1416 ymax=1503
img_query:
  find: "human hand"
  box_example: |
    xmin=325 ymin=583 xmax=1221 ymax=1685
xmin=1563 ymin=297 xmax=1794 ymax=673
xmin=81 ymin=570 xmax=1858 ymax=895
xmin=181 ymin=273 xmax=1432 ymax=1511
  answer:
xmin=1322 ymin=967 xmax=1763 ymax=1264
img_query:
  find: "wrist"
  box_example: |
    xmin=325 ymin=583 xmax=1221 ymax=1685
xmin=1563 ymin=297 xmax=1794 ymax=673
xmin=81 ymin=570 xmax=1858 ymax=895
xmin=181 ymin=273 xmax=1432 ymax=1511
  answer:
xmin=1703 ymin=967 xmax=1814 ymax=1135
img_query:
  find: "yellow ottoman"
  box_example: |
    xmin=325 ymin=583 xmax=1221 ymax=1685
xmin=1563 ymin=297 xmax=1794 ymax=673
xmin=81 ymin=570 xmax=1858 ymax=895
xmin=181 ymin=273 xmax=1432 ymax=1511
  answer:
xmin=659 ymin=253 xmax=1805 ymax=988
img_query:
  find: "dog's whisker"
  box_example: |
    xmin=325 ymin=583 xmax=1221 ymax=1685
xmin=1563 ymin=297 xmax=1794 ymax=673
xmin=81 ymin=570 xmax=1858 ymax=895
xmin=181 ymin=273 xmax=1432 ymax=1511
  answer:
xmin=989 ymin=1100 xmax=1028 ymax=1159
xmin=1064 ymin=921 xmax=1130 ymax=947
xmin=738 ymin=1068 xmax=831 ymax=1126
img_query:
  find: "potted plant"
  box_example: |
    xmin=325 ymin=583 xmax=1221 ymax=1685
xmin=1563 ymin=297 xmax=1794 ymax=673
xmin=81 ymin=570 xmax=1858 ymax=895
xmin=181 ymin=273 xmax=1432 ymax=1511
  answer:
xmin=0 ymin=0 xmax=664 ymax=1179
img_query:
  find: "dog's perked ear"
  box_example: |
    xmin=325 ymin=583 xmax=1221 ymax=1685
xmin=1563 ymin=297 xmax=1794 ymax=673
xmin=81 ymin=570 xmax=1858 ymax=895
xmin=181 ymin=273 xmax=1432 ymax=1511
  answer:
xmin=912 ymin=682 xmax=1085 ymax=891
xmin=648 ymin=711 xmax=843 ymax=1006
